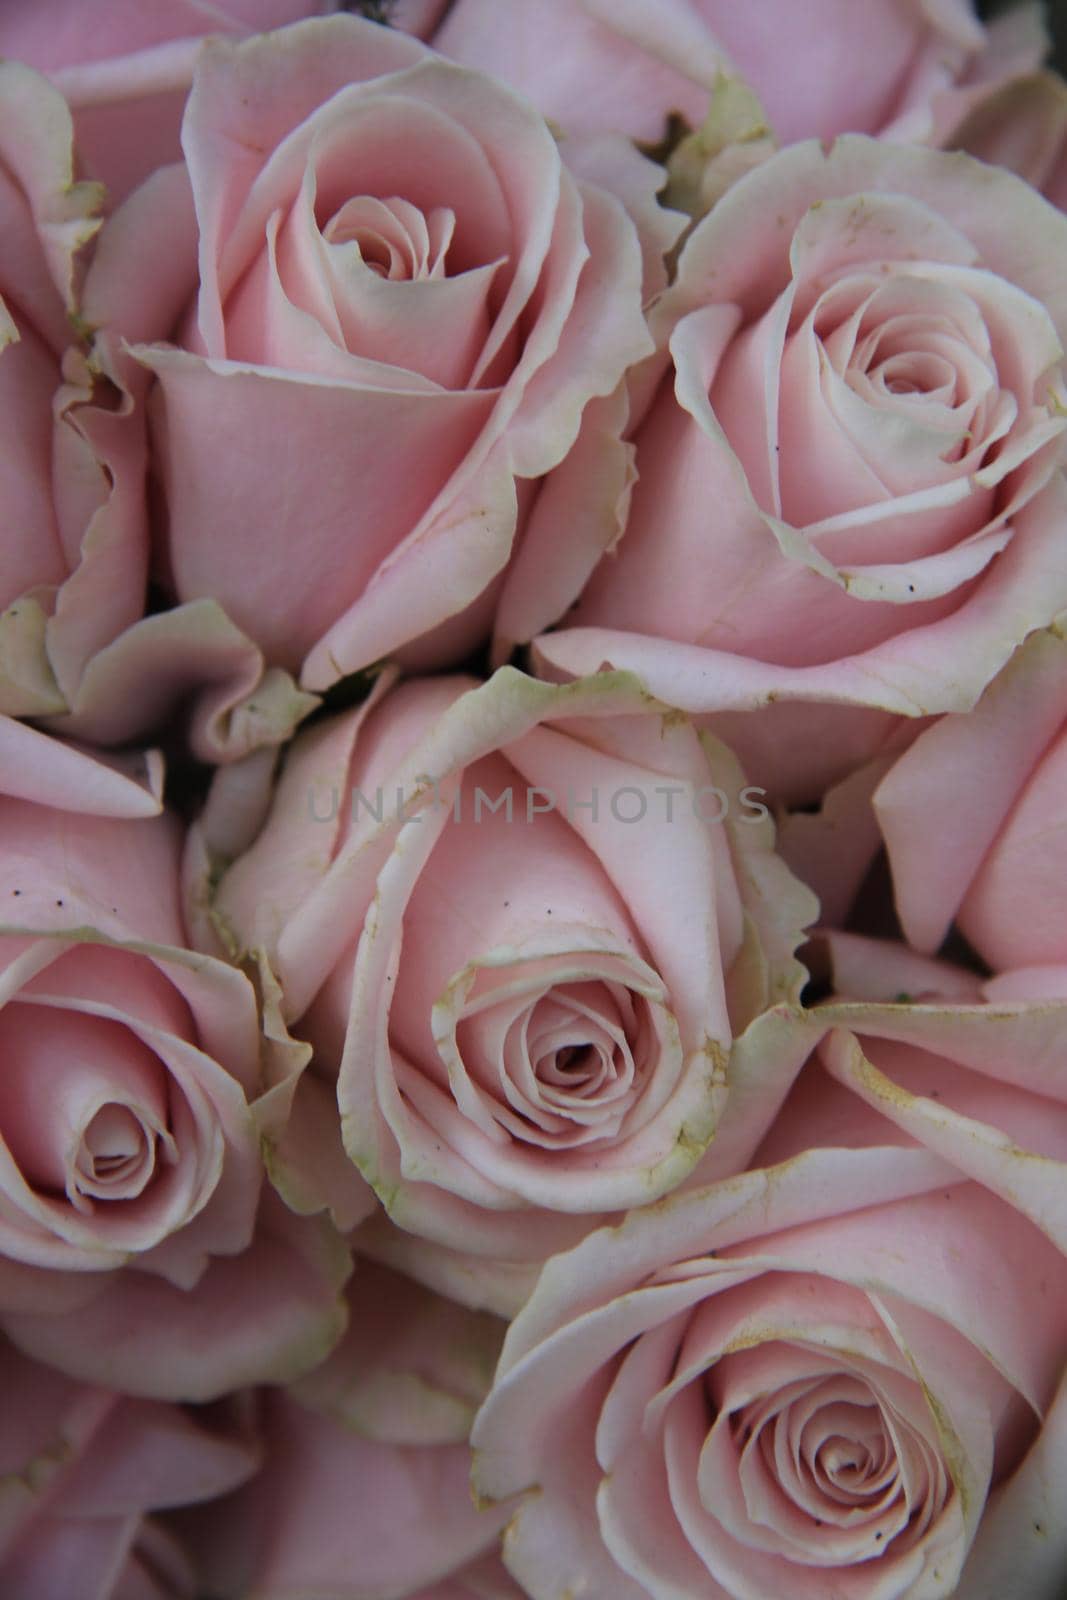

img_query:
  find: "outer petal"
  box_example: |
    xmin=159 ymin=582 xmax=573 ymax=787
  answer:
xmin=810 ymin=995 xmax=1067 ymax=1254
xmin=491 ymin=385 xmax=636 ymax=660
xmin=664 ymin=136 xmax=1067 ymax=346
xmin=535 ymin=467 xmax=1067 ymax=804
xmin=0 ymin=60 xmax=102 ymax=315
xmin=0 ymin=1195 xmax=351 ymax=1401
xmin=956 ymin=1365 xmax=1067 ymax=1600
xmin=875 ymin=617 xmax=1067 ymax=954
xmin=292 ymin=1261 xmax=505 ymax=1447
xmin=138 ymin=345 xmax=494 ymax=675
xmin=191 ymin=1356 xmax=509 ymax=1600
xmin=0 ymin=722 xmax=163 ymax=816
xmin=47 ymin=599 xmax=319 ymax=764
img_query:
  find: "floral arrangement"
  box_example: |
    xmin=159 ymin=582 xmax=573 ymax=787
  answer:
xmin=2 ymin=1 xmax=1067 ymax=1597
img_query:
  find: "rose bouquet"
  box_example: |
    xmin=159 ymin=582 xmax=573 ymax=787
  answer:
xmin=2 ymin=1 xmax=1067 ymax=1597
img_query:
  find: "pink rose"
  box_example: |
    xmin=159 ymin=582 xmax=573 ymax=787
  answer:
xmin=0 ymin=43 xmax=337 ymax=759
xmin=0 ymin=0 xmax=339 ymax=206
xmin=0 ymin=795 xmax=349 ymax=1397
xmin=211 ymin=667 xmax=815 ymax=1289
xmin=0 ymin=800 xmax=261 ymax=1284
xmin=187 ymin=1263 xmax=512 ymax=1598
xmin=473 ymin=950 xmax=1067 ymax=1599
xmin=0 ymin=64 xmax=149 ymax=726
xmin=874 ymin=614 xmax=1067 ymax=969
xmin=89 ymin=15 xmax=650 ymax=685
xmin=434 ymin=0 xmax=990 ymax=146
xmin=536 ymin=137 xmax=1067 ymax=804
xmin=0 ymin=1336 xmax=259 ymax=1600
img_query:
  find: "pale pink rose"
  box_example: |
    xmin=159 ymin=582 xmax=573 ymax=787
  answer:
xmin=0 ymin=800 xmax=260 ymax=1283
xmin=0 ymin=38 xmax=335 ymax=757
xmin=473 ymin=953 xmax=1067 ymax=1600
xmin=434 ymin=0 xmax=989 ymax=146
xmin=87 ymin=15 xmax=650 ymax=687
xmin=211 ymin=667 xmax=815 ymax=1286
xmin=874 ymin=614 xmax=1067 ymax=969
xmin=3 ymin=1184 xmax=352 ymax=1401
xmin=0 ymin=1336 xmax=260 ymax=1600
xmin=0 ymin=62 xmax=151 ymax=727
xmin=187 ymin=1263 xmax=511 ymax=1599
xmin=0 ymin=0 xmax=339 ymax=206
xmin=536 ymin=137 xmax=1067 ymax=805
xmin=0 ymin=797 xmax=349 ymax=1397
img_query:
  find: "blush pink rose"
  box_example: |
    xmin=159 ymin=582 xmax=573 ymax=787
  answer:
xmin=0 ymin=800 xmax=261 ymax=1286
xmin=0 ymin=63 xmax=150 ymax=725
xmin=0 ymin=0 xmax=340 ymax=206
xmin=874 ymin=614 xmax=1067 ymax=969
xmin=0 ymin=795 xmax=350 ymax=1398
xmin=0 ymin=1336 xmax=260 ymax=1600
xmin=0 ymin=40 xmax=338 ymax=758
xmin=88 ymin=15 xmax=650 ymax=686
xmin=210 ymin=667 xmax=815 ymax=1290
xmin=186 ymin=1263 xmax=512 ymax=1599
xmin=472 ymin=949 xmax=1067 ymax=1600
xmin=536 ymin=136 xmax=1067 ymax=805
xmin=434 ymin=0 xmax=992 ymax=146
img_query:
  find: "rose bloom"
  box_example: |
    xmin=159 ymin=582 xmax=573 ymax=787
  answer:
xmin=86 ymin=14 xmax=650 ymax=687
xmin=0 ymin=791 xmax=349 ymax=1398
xmin=0 ymin=1335 xmax=260 ymax=1600
xmin=185 ymin=1263 xmax=516 ymax=1599
xmin=534 ymin=136 xmax=1067 ymax=805
xmin=0 ymin=799 xmax=261 ymax=1286
xmin=876 ymin=607 xmax=1067 ymax=972
xmin=473 ymin=943 xmax=1067 ymax=1600
xmin=433 ymin=0 xmax=1006 ymax=147
xmin=211 ymin=667 xmax=815 ymax=1287
xmin=0 ymin=0 xmax=339 ymax=205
